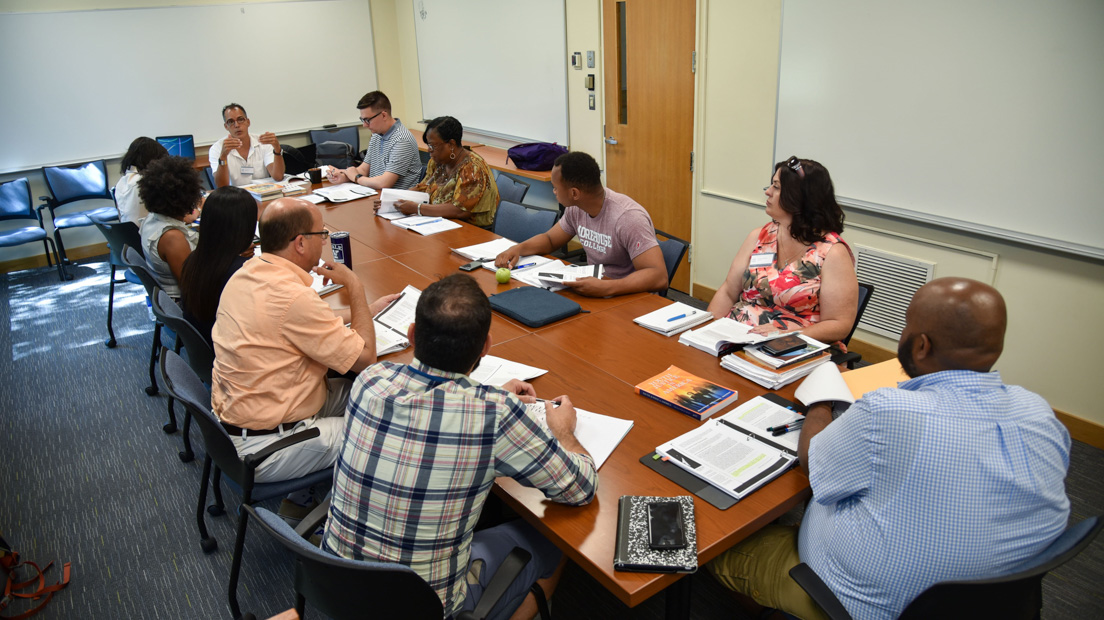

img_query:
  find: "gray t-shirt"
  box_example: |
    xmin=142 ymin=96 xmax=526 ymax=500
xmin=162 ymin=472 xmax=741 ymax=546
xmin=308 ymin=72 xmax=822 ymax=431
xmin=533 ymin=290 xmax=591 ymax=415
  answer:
xmin=558 ymin=188 xmax=658 ymax=280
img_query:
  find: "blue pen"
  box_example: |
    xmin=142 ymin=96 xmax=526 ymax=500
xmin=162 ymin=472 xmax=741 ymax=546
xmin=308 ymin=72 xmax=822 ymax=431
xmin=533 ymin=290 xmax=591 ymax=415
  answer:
xmin=666 ymin=311 xmax=696 ymax=322
xmin=412 ymin=218 xmax=443 ymax=226
xmin=512 ymin=262 xmax=536 ymax=270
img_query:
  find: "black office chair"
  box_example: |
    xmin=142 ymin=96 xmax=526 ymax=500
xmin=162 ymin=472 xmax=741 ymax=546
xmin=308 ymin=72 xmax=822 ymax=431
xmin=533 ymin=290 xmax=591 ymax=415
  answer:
xmin=495 ymin=171 xmax=530 ymax=205
xmin=156 ymin=135 xmax=196 ymax=159
xmin=244 ymin=500 xmax=549 ymax=620
xmin=152 ymin=288 xmax=214 ymax=463
xmin=121 ymin=245 xmax=166 ymax=399
xmin=203 ymin=167 xmax=217 ymax=191
xmin=829 ymin=283 xmax=874 ymax=369
xmin=309 ymin=126 xmax=359 ymax=155
xmin=0 ymin=178 xmax=66 ymax=281
xmin=789 ymin=515 xmax=1103 ymax=620
xmin=38 ymin=160 xmax=118 ymax=275
xmin=159 ymin=349 xmax=335 ymax=620
xmin=90 ymin=210 xmax=143 ymax=348
xmin=654 ymin=228 xmax=690 ymax=296
xmin=492 ymin=201 xmax=558 ymax=245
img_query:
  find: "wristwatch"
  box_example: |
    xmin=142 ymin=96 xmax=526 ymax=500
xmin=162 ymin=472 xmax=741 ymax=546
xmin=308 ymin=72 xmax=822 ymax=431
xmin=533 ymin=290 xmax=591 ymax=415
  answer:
xmin=218 ymin=159 xmax=226 ymax=166
xmin=273 ymin=150 xmax=282 ymax=156
xmin=355 ymin=174 xmax=364 ymax=183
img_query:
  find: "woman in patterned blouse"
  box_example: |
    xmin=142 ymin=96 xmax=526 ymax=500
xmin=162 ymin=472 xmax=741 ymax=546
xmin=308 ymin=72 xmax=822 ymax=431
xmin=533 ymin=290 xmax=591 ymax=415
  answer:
xmin=707 ymin=157 xmax=858 ymax=344
xmin=393 ymin=116 xmax=500 ymax=228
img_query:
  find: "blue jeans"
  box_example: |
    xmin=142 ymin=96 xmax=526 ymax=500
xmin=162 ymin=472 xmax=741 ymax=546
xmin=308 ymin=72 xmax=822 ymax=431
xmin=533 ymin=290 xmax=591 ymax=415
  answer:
xmin=457 ymin=520 xmax=561 ymax=620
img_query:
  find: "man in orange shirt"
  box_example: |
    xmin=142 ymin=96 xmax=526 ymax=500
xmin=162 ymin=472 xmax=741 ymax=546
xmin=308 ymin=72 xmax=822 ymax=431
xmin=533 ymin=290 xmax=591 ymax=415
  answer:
xmin=211 ymin=198 xmax=397 ymax=494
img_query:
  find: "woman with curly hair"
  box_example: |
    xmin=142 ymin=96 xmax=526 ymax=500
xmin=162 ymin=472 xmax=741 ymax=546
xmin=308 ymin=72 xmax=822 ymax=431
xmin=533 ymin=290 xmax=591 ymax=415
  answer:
xmin=707 ymin=156 xmax=858 ymax=344
xmin=138 ymin=156 xmax=203 ymax=299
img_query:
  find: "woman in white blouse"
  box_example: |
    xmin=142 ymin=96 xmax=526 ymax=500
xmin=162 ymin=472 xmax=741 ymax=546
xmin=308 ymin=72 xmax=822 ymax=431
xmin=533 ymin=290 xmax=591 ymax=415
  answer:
xmin=114 ymin=137 xmax=169 ymax=225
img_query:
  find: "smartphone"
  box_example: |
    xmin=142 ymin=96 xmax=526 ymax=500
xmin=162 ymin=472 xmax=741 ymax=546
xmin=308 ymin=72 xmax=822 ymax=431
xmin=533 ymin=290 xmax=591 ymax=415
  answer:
xmin=647 ymin=501 xmax=687 ymax=550
xmin=762 ymin=334 xmax=806 ymax=356
xmin=460 ymin=260 xmax=485 ymax=272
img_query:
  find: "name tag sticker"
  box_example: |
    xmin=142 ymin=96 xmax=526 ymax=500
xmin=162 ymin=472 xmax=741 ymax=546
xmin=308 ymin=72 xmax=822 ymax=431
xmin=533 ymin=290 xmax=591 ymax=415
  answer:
xmin=749 ymin=253 xmax=775 ymax=268
xmin=240 ymin=166 xmax=255 ymax=175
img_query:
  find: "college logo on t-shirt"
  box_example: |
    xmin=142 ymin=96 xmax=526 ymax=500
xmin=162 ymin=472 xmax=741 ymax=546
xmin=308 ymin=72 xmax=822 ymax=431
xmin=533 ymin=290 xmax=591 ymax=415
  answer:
xmin=577 ymin=226 xmax=612 ymax=256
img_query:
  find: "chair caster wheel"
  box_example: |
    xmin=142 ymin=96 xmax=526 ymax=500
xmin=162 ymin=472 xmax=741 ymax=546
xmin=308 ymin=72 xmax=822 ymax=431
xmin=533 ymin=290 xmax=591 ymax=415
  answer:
xmin=208 ymin=505 xmax=226 ymax=516
xmin=200 ymin=537 xmax=218 ymax=554
xmin=105 ymin=338 xmax=116 ymax=348
xmin=163 ymin=422 xmax=177 ymax=434
xmin=179 ymin=450 xmax=194 ymax=463
xmin=145 ymin=385 xmax=159 ymax=396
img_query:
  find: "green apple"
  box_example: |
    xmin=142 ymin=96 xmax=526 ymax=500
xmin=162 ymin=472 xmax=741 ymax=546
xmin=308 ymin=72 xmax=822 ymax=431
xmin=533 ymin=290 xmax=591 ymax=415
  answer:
xmin=495 ymin=267 xmax=511 ymax=284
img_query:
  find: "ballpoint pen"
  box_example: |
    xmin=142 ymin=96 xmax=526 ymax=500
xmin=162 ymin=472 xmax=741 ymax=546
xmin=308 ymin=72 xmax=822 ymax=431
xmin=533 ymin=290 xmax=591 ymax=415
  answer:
xmin=512 ymin=262 xmax=537 ymax=270
xmin=667 ymin=311 xmax=696 ymax=322
xmin=771 ymin=420 xmax=804 ymax=436
xmin=411 ymin=218 xmax=442 ymax=226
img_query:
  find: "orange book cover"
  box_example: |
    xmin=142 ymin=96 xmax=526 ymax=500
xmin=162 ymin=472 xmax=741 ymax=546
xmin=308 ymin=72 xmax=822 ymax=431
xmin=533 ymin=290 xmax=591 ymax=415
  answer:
xmin=634 ymin=365 xmax=739 ymax=421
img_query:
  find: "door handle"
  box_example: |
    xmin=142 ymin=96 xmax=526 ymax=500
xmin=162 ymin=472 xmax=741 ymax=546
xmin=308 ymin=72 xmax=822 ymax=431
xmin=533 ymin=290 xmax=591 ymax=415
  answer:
xmin=604 ymin=136 xmax=618 ymax=145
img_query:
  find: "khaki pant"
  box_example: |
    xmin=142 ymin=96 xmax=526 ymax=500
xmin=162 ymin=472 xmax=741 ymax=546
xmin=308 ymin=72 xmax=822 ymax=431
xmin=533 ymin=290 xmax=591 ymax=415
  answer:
xmin=707 ymin=525 xmax=830 ymax=620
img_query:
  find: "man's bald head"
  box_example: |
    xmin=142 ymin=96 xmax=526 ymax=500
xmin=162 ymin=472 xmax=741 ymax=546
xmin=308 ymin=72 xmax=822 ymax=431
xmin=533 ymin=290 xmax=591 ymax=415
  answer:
xmin=897 ymin=277 xmax=1007 ymax=378
xmin=260 ymin=198 xmax=318 ymax=254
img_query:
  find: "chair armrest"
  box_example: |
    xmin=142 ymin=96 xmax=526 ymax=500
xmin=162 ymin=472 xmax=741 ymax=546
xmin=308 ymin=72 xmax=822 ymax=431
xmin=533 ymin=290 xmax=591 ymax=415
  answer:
xmin=456 ymin=546 xmax=532 ymax=620
xmin=243 ymin=427 xmax=321 ymax=469
xmin=830 ymin=351 xmax=862 ymax=369
xmin=294 ymin=497 xmax=332 ymax=538
xmin=788 ymin=563 xmax=853 ymax=620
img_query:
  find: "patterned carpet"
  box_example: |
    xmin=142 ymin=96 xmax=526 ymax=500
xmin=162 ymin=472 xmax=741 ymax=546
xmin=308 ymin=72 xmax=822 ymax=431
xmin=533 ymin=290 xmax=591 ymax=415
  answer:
xmin=1 ymin=258 xmax=1101 ymax=619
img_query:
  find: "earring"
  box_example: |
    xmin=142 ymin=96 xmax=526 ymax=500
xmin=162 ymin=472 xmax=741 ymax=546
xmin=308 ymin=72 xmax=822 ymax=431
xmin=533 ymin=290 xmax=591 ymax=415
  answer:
xmin=450 ymin=150 xmax=457 ymax=161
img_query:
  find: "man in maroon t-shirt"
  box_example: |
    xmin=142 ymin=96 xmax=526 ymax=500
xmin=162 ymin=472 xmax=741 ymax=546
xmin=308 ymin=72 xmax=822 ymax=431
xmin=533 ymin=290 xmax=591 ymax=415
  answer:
xmin=494 ymin=151 xmax=667 ymax=297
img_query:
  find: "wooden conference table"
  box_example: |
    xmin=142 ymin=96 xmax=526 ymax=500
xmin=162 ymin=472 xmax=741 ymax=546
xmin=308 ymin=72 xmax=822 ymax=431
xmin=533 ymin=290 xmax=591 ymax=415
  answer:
xmin=303 ymin=184 xmax=811 ymax=615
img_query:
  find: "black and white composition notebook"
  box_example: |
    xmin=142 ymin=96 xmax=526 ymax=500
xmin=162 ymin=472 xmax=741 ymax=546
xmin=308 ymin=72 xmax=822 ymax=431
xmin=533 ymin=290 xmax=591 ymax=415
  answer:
xmin=613 ymin=495 xmax=698 ymax=573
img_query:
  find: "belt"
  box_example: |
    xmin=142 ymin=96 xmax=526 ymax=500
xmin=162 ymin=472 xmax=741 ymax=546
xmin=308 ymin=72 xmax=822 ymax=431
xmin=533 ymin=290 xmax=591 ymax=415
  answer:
xmin=220 ymin=421 xmax=299 ymax=437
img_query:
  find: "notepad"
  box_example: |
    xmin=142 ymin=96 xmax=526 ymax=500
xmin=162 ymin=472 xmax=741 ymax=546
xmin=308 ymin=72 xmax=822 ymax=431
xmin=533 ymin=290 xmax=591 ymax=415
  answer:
xmin=634 ymin=302 xmax=713 ymax=336
xmin=453 ymin=238 xmax=520 ymax=262
xmin=312 ymin=182 xmax=377 ymax=203
xmin=524 ymin=401 xmax=633 ymax=470
xmin=469 ymin=355 xmax=548 ymax=386
xmin=392 ymin=216 xmax=462 ymax=235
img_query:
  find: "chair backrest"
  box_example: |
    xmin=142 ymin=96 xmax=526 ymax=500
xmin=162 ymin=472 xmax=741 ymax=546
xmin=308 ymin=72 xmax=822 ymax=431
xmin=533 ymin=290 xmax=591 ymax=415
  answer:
xmin=90 ymin=213 xmax=141 ymax=268
xmin=841 ymin=283 xmax=874 ymax=347
xmin=900 ymin=516 xmax=1103 ymax=619
xmin=0 ymin=178 xmax=36 ymax=222
xmin=153 ymin=288 xmax=215 ymax=385
xmin=417 ymin=162 xmax=428 ymax=185
xmin=160 ymin=348 xmax=248 ymax=482
xmin=495 ymin=172 xmax=530 ymax=204
xmin=156 ymin=135 xmax=196 ymax=159
xmin=654 ymin=228 xmax=689 ymax=289
xmin=493 ymin=201 xmax=558 ymax=245
xmin=203 ymin=167 xmax=216 ymax=191
xmin=41 ymin=160 xmax=112 ymax=207
xmin=309 ymin=126 xmax=359 ymax=154
xmin=243 ymin=504 xmax=445 ymax=620
xmin=122 ymin=245 xmax=157 ymax=297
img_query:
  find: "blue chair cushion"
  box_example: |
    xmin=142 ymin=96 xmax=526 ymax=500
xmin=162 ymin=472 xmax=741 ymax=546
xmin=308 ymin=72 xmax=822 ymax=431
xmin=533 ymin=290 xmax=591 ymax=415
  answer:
xmin=53 ymin=206 xmax=118 ymax=229
xmin=0 ymin=226 xmax=48 ymax=248
xmin=222 ymin=467 xmax=334 ymax=504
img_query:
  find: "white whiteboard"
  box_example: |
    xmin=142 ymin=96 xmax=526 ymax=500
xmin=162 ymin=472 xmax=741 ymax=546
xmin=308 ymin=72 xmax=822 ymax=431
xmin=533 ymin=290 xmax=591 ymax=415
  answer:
xmin=412 ymin=0 xmax=568 ymax=144
xmin=0 ymin=0 xmax=376 ymax=173
xmin=776 ymin=0 xmax=1104 ymax=257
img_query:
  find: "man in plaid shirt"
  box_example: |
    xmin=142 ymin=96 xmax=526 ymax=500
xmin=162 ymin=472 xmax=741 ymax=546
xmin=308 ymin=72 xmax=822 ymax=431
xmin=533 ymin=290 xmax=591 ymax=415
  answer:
xmin=324 ymin=274 xmax=597 ymax=619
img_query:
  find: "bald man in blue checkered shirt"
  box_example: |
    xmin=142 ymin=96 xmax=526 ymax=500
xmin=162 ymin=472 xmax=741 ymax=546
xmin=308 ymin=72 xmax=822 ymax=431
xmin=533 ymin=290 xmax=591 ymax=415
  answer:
xmin=709 ymin=277 xmax=1071 ymax=620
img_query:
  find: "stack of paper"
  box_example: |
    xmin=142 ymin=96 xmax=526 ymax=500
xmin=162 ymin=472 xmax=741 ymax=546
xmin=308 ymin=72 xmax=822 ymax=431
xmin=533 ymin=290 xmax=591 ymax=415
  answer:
xmin=720 ymin=350 xmax=830 ymax=390
xmin=678 ymin=318 xmax=767 ymax=355
xmin=372 ymin=285 xmax=421 ymax=356
xmin=469 ymin=355 xmax=548 ymax=386
xmin=453 ymin=238 xmax=519 ymax=262
xmin=392 ymin=216 xmax=462 ymax=236
xmin=313 ymin=183 xmax=377 ymax=203
xmin=634 ymin=302 xmax=712 ymax=336
xmin=524 ymin=401 xmax=633 ymax=470
xmin=377 ymin=188 xmax=430 ymax=221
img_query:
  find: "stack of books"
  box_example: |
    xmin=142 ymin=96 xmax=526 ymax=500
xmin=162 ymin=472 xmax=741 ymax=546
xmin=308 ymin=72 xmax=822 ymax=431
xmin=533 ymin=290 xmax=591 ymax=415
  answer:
xmin=720 ymin=334 xmax=831 ymax=389
xmin=242 ymin=182 xmax=283 ymax=202
xmin=281 ymin=183 xmax=308 ymax=197
xmin=634 ymin=302 xmax=713 ymax=336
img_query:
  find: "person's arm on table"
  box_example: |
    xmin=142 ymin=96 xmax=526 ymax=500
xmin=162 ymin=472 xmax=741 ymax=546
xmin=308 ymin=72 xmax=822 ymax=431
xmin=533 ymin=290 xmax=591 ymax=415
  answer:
xmin=394 ymin=199 xmax=472 ymax=221
xmin=327 ymin=161 xmax=370 ymax=185
xmin=494 ymin=224 xmax=573 ymax=268
xmin=707 ymin=228 xmax=760 ymax=318
xmin=258 ymin=132 xmax=285 ymax=181
xmin=564 ymin=245 xmax=667 ymax=297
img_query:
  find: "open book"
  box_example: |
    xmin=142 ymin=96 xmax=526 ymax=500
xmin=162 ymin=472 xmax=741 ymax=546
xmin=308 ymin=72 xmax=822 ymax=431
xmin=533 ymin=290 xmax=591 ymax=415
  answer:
xmin=656 ymin=395 xmax=803 ymax=501
xmin=377 ymin=188 xmax=430 ymax=220
xmin=678 ymin=318 xmax=768 ymax=355
xmin=372 ymin=285 xmax=421 ymax=356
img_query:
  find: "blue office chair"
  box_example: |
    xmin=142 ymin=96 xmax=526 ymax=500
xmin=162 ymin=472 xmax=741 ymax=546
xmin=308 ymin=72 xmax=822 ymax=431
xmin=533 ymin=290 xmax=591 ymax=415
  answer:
xmin=495 ymin=171 xmax=530 ymax=205
xmin=156 ymin=135 xmax=196 ymax=159
xmin=492 ymin=201 xmax=558 ymax=245
xmin=309 ymin=126 xmax=359 ymax=155
xmin=152 ymin=288 xmax=214 ymax=463
xmin=789 ymin=515 xmax=1103 ymax=620
xmin=159 ymin=348 xmax=335 ymax=620
xmin=0 ymin=178 xmax=66 ymax=281
xmin=244 ymin=501 xmax=548 ymax=620
xmin=38 ymin=160 xmax=118 ymax=276
xmin=829 ymin=283 xmax=874 ymax=369
xmin=89 ymin=210 xmax=143 ymax=347
xmin=654 ymin=228 xmax=689 ymax=296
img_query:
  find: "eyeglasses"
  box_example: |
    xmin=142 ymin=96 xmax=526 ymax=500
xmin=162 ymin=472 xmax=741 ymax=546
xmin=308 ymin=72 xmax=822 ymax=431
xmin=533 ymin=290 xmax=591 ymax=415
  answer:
xmin=294 ymin=230 xmax=330 ymax=242
xmin=360 ymin=111 xmax=383 ymax=126
xmin=786 ymin=156 xmax=805 ymax=178
xmin=224 ymin=116 xmax=248 ymax=127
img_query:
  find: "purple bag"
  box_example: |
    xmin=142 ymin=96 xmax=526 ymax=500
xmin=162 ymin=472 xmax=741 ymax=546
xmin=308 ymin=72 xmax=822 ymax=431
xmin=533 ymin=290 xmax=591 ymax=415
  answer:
xmin=506 ymin=142 xmax=568 ymax=171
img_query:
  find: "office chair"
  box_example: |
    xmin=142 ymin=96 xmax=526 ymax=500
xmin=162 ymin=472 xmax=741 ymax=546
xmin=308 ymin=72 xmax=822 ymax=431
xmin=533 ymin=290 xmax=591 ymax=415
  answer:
xmin=0 ymin=178 xmax=66 ymax=281
xmin=152 ymin=288 xmax=214 ymax=463
xmin=39 ymin=160 xmax=118 ymax=275
xmin=121 ymin=245 xmax=166 ymax=399
xmin=160 ymin=349 xmax=335 ymax=620
xmin=492 ymin=201 xmax=558 ymax=245
xmin=654 ymin=228 xmax=690 ymax=296
xmin=494 ymin=171 xmax=530 ymax=204
xmin=156 ymin=135 xmax=196 ymax=159
xmin=89 ymin=210 xmax=143 ymax=348
xmin=244 ymin=501 xmax=549 ymax=620
xmin=203 ymin=167 xmax=217 ymax=191
xmin=789 ymin=515 xmax=1103 ymax=620
xmin=308 ymin=126 xmax=359 ymax=155
xmin=829 ymin=283 xmax=874 ymax=369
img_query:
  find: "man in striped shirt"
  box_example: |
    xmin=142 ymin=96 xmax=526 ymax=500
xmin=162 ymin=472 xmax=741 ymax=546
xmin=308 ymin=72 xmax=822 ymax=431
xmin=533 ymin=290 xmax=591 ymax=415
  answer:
xmin=324 ymin=274 xmax=597 ymax=620
xmin=326 ymin=90 xmax=423 ymax=190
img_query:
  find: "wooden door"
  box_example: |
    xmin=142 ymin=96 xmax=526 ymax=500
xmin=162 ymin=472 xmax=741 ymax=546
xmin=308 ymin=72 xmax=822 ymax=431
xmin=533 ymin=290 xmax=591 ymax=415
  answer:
xmin=602 ymin=0 xmax=696 ymax=292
